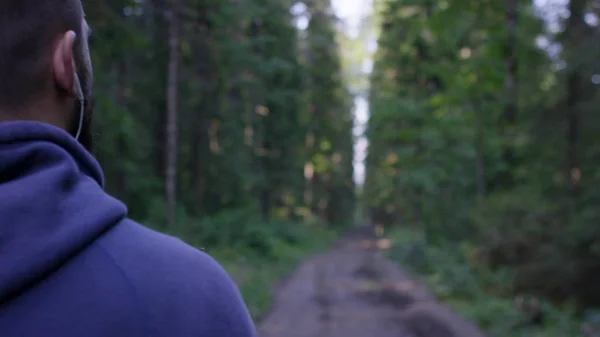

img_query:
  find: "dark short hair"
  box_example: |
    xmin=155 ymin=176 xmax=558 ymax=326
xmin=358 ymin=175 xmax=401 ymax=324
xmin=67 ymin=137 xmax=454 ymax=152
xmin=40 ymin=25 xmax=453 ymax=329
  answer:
xmin=0 ymin=0 xmax=83 ymax=109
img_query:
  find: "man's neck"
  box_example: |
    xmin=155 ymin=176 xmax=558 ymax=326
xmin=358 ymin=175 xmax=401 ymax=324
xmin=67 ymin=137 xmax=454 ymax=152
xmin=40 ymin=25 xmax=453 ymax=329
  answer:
xmin=0 ymin=99 xmax=68 ymax=130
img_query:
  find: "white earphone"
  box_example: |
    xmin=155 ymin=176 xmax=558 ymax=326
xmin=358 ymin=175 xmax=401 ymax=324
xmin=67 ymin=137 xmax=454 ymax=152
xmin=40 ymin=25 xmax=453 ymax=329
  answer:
xmin=73 ymin=73 xmax=84 ymax=141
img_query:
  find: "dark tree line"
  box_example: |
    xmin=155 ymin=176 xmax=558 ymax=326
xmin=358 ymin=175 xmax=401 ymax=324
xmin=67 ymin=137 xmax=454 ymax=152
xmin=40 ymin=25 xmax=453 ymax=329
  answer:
xmin=366 ymin=0 xmax=600 ymax=310
xmin=88 ymin=0 xmax=355 ymax=229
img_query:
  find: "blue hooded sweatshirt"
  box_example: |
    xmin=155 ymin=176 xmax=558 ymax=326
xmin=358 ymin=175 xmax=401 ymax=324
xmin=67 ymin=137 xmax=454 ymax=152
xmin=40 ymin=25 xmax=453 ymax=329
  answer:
xmin=0 ymin=121 xmax=258 ymax=337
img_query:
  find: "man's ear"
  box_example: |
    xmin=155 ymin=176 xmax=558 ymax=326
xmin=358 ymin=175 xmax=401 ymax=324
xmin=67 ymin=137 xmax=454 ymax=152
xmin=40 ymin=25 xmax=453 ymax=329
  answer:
xmin=52 ymin=31 xmax=77 ymax=96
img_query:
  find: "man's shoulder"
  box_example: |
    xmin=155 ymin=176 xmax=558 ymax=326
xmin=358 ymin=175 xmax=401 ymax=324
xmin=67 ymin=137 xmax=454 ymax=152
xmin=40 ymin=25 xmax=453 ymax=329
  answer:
xmin=96 ymin=219 xmax=257 ymax=337
xmin=98 ymin=219 xmax=211 ymax=274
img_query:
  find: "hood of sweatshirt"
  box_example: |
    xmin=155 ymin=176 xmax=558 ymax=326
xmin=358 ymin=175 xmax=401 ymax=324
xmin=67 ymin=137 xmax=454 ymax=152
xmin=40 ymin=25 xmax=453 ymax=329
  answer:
xmin=0 ymin=121 xmax=127 ymax=303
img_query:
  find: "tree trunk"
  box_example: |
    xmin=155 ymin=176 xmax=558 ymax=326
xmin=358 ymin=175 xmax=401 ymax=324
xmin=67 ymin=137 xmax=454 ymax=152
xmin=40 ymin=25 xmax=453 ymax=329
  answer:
xmin=565 ymin=0 xmax=586 ymax=211
xmin=502 ymin=0 xmax=518 ymax=186
xmin=474 ymin=102 xmax=486 ymax=199
xmin=165 ymin=0 xmax=179 ymax=227
xmin=191 ymin=6 xmax=213 ymax=216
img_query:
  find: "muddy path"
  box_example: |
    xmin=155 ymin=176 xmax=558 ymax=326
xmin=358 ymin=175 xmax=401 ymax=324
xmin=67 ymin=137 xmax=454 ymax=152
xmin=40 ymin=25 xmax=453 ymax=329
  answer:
xmin=258 ymin=228 xmax=487 ymax=337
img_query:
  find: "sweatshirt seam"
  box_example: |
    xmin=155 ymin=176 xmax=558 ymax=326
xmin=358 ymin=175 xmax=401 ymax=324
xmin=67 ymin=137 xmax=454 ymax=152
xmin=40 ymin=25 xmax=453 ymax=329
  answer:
xmin=97 ymin=242 xmax=152 ymax=337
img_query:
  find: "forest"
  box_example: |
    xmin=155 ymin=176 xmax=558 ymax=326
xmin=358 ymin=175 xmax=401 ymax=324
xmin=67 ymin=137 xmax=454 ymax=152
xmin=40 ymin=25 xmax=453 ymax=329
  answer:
xmin=366 ymin=0 xmax=600 ymax=334
xmin=89 ymin=0 xmax=600 ymax=334
xmin=87 ymin=0 xmax=354 ymax=318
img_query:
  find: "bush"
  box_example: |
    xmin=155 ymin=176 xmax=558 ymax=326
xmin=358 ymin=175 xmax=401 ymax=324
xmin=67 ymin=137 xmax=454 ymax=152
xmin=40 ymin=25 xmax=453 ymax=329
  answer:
xmin=386 ymin=227 xmax=583 ymax=337
xmin=470 ymin=188 xmax=600 ymax=308
xmin=156 ymin=207 xmax=322 ymax=260
xmin=147 ymin=206 xmax=338 ymax=320
xmin=389 ymin=231 xmax=484 ymax=299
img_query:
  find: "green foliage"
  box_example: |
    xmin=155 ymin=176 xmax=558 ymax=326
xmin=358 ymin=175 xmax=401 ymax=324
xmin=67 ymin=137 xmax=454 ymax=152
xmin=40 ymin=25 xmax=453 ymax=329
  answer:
xmin=224 ymin=227 xmax=336 ymax=320
xmin=387 ymin=228 xmax=583 ymax=337
xmin=152 ymin=208 xmax=337 ymax=320
xmin=366 ymin=0 xmax=600 ymax=324
xmin=86 ymin=0 xmax=356 ymax=321
xmin=470 ymin=189 xmax=600 ymax=306
xmin=88 ymin=0 xmax=355 ymax=225
xmin=165 ymin=207 xmax=317 ymax=260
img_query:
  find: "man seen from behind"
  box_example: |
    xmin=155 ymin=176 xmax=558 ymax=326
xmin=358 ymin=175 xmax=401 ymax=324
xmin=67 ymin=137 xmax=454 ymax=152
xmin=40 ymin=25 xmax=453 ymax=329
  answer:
xmin=0 ymin=1 xmax=258 ymax=336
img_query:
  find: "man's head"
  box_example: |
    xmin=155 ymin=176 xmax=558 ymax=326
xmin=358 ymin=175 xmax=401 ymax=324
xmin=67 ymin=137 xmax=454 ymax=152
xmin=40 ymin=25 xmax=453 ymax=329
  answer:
xmin=0 ymin=0 xmax=94 ymax=150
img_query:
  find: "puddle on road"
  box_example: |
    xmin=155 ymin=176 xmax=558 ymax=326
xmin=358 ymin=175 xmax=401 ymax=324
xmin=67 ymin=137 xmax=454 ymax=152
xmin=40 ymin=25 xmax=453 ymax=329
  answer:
xmin=350 ymin=239 xmax=393 ymax=250
xmin=355 ymin=282 xmax=416 ymax=310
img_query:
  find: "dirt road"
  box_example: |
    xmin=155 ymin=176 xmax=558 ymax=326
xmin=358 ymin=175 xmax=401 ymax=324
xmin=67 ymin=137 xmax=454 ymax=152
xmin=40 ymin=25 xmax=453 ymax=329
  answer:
xmin=259 ymin=229 xmax=487 ymax=337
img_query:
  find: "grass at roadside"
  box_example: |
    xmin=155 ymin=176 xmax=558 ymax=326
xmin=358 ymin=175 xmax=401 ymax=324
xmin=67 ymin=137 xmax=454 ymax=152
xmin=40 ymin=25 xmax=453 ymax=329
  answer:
xmin=211 ymin=228 xmax=337 ymax=320
xmin=384 ymin=227 xmax=585 ymax=337
xmin=152 ymin=208 xmax=340 ymax=321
